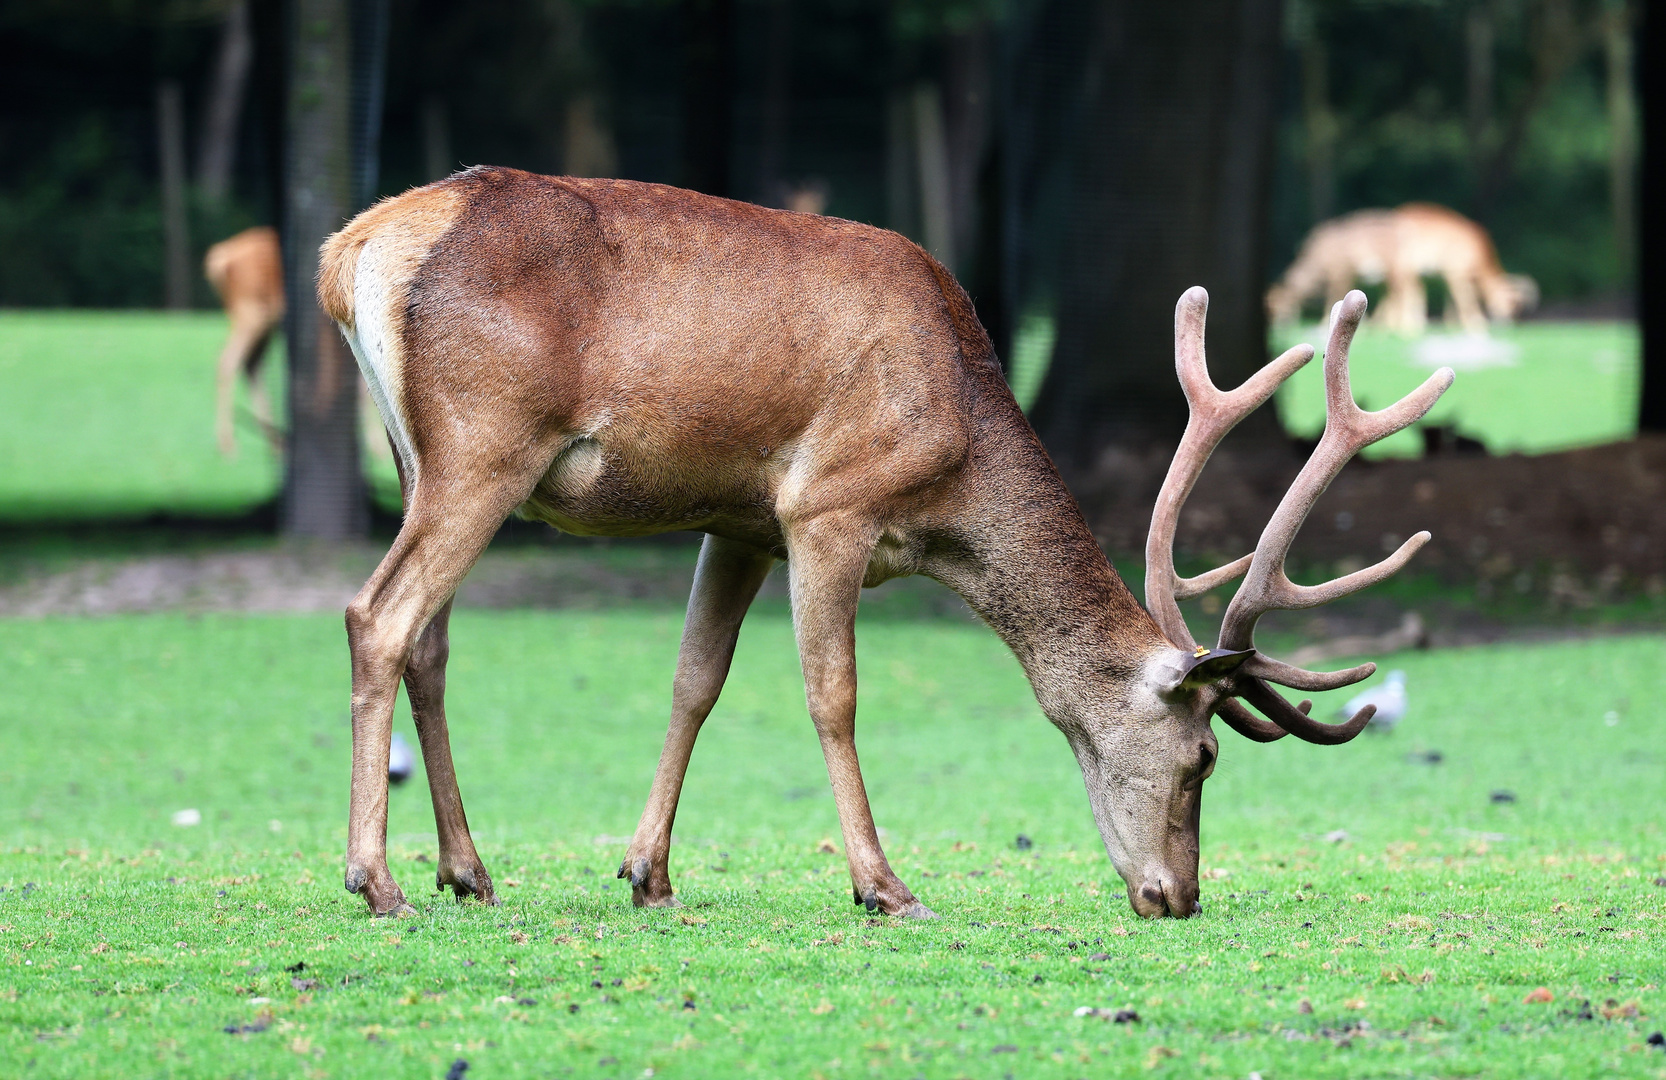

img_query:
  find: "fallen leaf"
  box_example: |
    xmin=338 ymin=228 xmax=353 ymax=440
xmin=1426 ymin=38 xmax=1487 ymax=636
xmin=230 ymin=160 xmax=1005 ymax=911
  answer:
xmin=1523 ymin=987 xmax=1555 ymax=1004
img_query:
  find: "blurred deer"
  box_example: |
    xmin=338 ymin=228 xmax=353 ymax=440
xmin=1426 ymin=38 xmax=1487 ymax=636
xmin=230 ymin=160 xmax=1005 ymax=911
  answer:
xmin=317 ymin=167 xmax=1449 ymax=921
xmin=1268 ymin=203 xmax=1537 ymax=335
xmin=205 ymin=226 xmax=392 ymax=460
xmin=204 ymin=226 xmax=283 ymax=456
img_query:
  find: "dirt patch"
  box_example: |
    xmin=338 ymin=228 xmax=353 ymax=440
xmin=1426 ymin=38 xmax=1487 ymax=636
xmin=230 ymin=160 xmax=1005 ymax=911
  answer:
xmin=1069 ymin=435 xmax=1666 ymax=606
xmin=2 ymin=438 xmax=1661 ymax=637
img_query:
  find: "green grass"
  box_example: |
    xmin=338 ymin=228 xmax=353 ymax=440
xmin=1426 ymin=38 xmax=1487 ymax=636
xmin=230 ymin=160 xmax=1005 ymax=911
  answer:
xmin=1271 ymin=321 xmax=1640 ymax=458
xmin=0 ymin=311 xmax=399 ymax=521
xmin=0 ymin=312 xmax=1641 ymax=521
xmin=2 ymin=607 xmax=1663 ymax=1077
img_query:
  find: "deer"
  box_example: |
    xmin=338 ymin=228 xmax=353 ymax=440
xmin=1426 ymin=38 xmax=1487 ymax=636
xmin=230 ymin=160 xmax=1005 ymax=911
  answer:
xmin=317 ymin=166 xmax=1452 ymax=920
xmin=1267 ymin=203 xmax=1537 ymax=336
xmin=204 ymin=226 xmax=285 ymax=457
xmin=205 ymin=225 xmax=393 ymax=460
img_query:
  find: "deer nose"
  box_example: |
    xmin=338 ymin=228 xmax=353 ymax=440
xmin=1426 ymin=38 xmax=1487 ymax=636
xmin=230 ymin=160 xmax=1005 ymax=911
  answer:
xmin=1129 ymin=878 xmax=1202 ymax=919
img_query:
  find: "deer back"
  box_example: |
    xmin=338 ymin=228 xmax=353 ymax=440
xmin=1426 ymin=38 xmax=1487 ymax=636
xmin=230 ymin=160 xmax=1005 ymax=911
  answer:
xmin=322 ymin=167 xmax=994 ymax=543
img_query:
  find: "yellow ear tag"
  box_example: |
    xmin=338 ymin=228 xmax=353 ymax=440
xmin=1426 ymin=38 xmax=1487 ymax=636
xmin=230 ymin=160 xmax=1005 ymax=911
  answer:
xmin=1193 ymin=646 xmax=1210 ymax=658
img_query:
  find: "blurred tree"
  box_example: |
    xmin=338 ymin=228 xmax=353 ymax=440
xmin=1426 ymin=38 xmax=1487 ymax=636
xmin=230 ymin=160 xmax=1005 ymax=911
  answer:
xmin=1028 ymin=0 xmax=1285 ymax=463
xmin=281 ymin=0 xmax=364 ymax=539
xmin=1641 ymin=0 xmax=1663 ymax=432
xmin=197 ymin=0 xmax=253 ymax=204
xmin=681 ymin=0 xmax=736 ymax=196
xmin=156 ymin=80 xmax=193 ymax=310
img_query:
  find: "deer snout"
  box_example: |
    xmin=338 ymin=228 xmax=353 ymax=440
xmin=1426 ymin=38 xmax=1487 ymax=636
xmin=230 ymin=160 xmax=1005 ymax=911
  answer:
xmin=1127 ymin=875 xmax=1201 ymax=919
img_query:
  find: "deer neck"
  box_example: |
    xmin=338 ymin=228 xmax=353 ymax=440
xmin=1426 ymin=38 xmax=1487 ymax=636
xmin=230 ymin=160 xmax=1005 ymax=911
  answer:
xmin=930 ymin=421 xmax=1169 ymax=725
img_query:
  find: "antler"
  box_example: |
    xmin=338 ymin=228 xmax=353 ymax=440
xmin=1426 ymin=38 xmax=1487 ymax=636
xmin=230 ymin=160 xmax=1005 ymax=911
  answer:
xmin=1146 ymin=288 xmax=1453 ymax=745
xmin=1144 ymin=287 xmax=1313 ymax=651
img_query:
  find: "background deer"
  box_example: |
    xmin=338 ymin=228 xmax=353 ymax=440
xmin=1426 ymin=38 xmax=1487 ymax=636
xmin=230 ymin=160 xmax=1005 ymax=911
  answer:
xmin=205 ymin=226 xmax=392 ymax=460
xmin=204 ymin=226 xmax=284 ymax=456
xmin=319 ymin=166 xmax=1451 ymax=920
xmin=1267 ymin=203 xmax=1537 ymax=335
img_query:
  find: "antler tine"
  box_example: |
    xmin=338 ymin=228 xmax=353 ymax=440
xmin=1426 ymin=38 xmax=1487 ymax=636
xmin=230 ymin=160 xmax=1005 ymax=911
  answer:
xmin=1240 ymin=677 xmax=1375 ymax=746
xmin=1144 ymin=287 xmax=1314 ymax=649
xmin=1215 ymin=697 xmax=1290 ymax=743
xmin=1217 ymin=291 xmax=1454 ymax=674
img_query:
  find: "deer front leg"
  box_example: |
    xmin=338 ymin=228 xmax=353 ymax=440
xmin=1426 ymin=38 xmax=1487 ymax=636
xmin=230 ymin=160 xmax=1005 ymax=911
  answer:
xmin=787 ymin=516 xmax=933 ymax=919
xmin=1447 ymin=273 xmax=1487 ymax=334
xmin=404 ymin=599 xmax=496 ymax=904
xmin=622 ymin=536 xmax=774 ymax=907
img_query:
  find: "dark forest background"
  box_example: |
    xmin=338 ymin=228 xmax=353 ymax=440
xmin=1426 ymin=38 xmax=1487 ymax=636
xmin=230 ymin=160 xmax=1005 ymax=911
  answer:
xmin=0 ymin=0 xmax=1634 ymax=307
xmin=0 ymin=0 xmax=1644 ymax=473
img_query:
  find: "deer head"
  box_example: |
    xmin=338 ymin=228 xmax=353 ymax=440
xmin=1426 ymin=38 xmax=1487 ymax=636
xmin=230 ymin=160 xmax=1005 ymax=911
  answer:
xmin=1077 ymin=287 xmax=1452 ymax=918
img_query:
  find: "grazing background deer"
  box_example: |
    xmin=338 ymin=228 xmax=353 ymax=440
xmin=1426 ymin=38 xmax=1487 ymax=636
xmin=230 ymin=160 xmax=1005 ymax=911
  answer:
xmin=1267 ymin=203 xmax=1537 ymax=335
xmin=204 ymin=226 xmax=393 ymax=461
xmin=204 ymin=226 xmax=284 ymax=456
xmin=319 ymin=166 xmax=1450 ymax=920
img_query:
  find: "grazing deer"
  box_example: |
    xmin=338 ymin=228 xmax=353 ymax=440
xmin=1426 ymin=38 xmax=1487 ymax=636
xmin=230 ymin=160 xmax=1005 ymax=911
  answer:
xmin=205 ymin=226 xmax=393 ymax=460
xmin=1267 ymin=203 xmax=1537 ymax=335
xmin=204 ymin=226 xmax=284 ymax=456
xmin=318 ymin=166 xmax=1451 ymax=920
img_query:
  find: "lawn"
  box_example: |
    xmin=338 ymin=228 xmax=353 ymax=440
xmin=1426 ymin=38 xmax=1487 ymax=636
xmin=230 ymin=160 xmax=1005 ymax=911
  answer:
xmin=2 ymin=606 xmax=1663 ymax=1077
xmin=0 ymin=311 xmax=399 ymax=522
xmin=1270 ymin=320 xmax=1639 ymax=459
xmin=0 ymin=312 xmax=1641 ymax=521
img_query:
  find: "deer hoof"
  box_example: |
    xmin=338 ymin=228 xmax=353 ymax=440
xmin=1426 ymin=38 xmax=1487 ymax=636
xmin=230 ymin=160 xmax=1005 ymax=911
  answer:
xmin=900 ymin=901 xmax=938 ymax=920
xmin=628 ymin=857 xmax=651 ymax=889
xmin=439 ymin=863 xmax=497 ymax=905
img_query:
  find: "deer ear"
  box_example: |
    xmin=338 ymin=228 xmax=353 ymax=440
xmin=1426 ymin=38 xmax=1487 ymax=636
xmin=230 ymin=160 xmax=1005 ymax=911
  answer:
xmin=1148 ymin=648 xmax=1254 ymax=697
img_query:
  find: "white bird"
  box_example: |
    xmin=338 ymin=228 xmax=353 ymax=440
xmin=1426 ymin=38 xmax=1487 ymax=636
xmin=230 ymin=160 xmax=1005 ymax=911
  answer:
xmin=1340 ymin=669 xmax=1407 ymax=733
xmin=389 ymin=732 xmax=416 ymax=784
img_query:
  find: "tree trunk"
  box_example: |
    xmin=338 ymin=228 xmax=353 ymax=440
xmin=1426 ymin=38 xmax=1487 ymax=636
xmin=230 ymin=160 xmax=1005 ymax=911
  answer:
xmin=1029 ymin=0 xmax=1284 ymax=466
xmin=1641 ymin=0 xmax=1665 ymax=432
xmin=912 ymin=83 xmax=956 ymax=270
xmin=886 ymin=91 xmax=919 ymax=239
xmin=680 ymin=0 xmax=735 ymax=197
xmin=1466 ymin=2 xmax=1495 ymax=185
xmin=282 ymin=0 xmax=366 ymax=539
xmin=422 ymin=94 xmax=452 ymax=181
xmin=156 ymin=81 xmax=193 ymax=310
xmin=1301 ymin=29 xmax=1336 ymax=222
xmin=755 ymin=0 xmax=791 ymax=205
xmin=1604 ymin=0 xmax=1637 ymax=279
xmin=350 ymin=0 xmax=389 ymax=209
xmin=197 ymin=0 xmax=253 ymax=203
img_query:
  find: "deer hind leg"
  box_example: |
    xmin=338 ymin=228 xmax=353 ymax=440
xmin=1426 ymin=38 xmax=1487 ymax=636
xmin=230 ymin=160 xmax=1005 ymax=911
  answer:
xmin=214 ymin=314 xmax=271 ymax=457
xmin=344 ymin=466 xmax=542 ymax=916
xmin=621 ymin=535 xmax=775 ymax=907
xmin=787 ymin=514 xmax=933 ymax=919
xmin=403 ymin=598 xmax=495 ymax=904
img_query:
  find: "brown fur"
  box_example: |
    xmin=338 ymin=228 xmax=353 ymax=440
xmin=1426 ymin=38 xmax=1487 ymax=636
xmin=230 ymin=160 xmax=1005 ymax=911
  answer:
xmin=323 ymin=168 xmax=1308 ymax=923
xmin=205 ymin=227 xmax=285 ymax=456
xmin=1268 ymin=203 xmax=1537 ymax=334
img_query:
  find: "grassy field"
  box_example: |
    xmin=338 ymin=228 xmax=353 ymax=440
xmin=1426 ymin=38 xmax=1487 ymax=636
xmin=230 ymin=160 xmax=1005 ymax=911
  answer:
xmin=0 ymin=312 xmax=1640 ymax=521
xmin=1270 ymin=320 xmax=1639 ymax=459
xmin=2 ymin=607 xmax=1663 ymax=1077
xmin=0 ymin=311 xmax=399 ymax=522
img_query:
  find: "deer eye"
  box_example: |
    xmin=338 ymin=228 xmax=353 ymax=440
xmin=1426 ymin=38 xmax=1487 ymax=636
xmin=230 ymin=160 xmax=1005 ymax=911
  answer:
xmin=1195 ymin=744 xmax=1217 ymax=779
